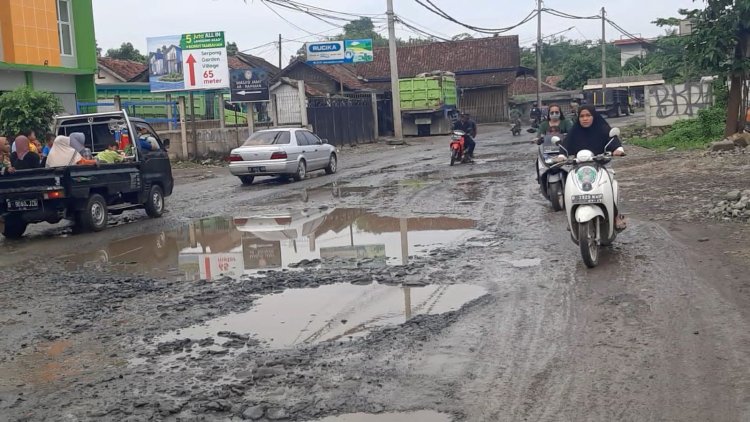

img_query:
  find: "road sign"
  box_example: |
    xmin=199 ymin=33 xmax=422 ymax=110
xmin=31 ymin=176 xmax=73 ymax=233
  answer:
xmin=147 ymin=31 xmax=229 ymax=92
xmin=306 ymin=39 xmax=373 ymax=65
xmin=230 ymin=69 xmax=270 ymax=102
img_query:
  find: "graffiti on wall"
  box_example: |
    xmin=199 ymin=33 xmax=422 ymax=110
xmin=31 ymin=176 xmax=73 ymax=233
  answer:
xmin=646 ymin=82 xmax=714 ymax=127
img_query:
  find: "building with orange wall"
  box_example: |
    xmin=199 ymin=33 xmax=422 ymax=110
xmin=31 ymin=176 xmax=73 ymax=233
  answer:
xmin=0 ymin=0 xmax=96 ymax=113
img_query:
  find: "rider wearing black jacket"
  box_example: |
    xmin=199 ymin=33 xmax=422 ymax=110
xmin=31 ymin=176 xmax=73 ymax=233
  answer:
xmin=453 ymin=113 xmax=477 ymax=158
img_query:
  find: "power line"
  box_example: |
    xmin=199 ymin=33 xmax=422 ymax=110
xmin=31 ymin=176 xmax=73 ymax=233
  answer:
xmin=543 ymin=8 xmax=600 ymax=20
xmin=396 ymin=18 xmax=451 ymax=42
xmin=260 ymin=1 xmax=336 ymax=36
xmin=413 ymin=0 xmax=538 ymax=34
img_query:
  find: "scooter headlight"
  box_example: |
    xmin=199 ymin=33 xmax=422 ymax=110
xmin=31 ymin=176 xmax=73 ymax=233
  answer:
xmin=544 ymin=158 xmax=554 ymax=165
xmin=576 ymin=166 xmax=598 ymax=191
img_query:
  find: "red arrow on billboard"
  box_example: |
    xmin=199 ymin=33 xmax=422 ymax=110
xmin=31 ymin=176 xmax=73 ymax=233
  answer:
xmin=186 ymin=54 xmax=197 ymax=86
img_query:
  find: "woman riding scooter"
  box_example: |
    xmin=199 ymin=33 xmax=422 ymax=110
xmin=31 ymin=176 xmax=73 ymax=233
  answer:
xmin=559 ymin=105 xmax=627 ymax=230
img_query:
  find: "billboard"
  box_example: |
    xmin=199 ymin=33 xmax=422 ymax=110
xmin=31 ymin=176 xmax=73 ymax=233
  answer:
xmin=306 ymin=39 xmax=373 ymax=65
xmin=147 ymin=31 xmax=229 ymax=92
xmin=230 ymin=68 xmax=270 ymax=102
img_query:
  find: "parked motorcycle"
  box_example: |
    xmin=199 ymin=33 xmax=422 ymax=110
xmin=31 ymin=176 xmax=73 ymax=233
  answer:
xmin=511 ymin=119 xmax=522 ymax=136
xmin=535 ymin=134 xmax=568 ymax=211
xmin=552 ymin=128 xmax=623 ymax=268
xmin=449 ymin=130 xmax=470 ymax=166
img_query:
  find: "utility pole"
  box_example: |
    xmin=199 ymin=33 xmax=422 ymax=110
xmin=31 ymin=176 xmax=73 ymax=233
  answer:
xmin=278 ymin=33 xmax=282 ymax=69
xmin=387 ymin=0 xmax=403 ymax=139
xmin=536 ymin=0 xmax=542 ymax=108
xmin=601 ymin=7 xmax=607 ymax=105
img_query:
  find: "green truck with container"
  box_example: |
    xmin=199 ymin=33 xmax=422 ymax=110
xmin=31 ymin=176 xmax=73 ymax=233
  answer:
xmin=399 ymin=72 xmax=459 ymax=136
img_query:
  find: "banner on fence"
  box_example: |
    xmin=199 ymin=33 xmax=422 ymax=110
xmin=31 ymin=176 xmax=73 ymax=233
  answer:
xmin=147 ymin=31 xmax=229 ymax=92
xmin=306 ymin=39 xmax=373 ymax=65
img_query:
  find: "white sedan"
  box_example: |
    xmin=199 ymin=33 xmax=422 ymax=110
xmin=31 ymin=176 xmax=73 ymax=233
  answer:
xmin=228 ymin=128 xmax=338 ymax=185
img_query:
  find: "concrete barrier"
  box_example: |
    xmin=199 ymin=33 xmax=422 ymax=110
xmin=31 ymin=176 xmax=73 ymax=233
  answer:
xmin=645 ymin=82 xmax=713 ymax=127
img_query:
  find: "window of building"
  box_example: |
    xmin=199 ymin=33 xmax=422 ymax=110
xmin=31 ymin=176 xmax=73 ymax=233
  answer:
xmin=56 ymin=0 xmax=74 ymax=56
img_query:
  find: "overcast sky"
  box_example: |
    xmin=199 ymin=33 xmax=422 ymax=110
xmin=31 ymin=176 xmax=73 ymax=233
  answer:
xmin=93 ymin=0 xmax=697 ymax=66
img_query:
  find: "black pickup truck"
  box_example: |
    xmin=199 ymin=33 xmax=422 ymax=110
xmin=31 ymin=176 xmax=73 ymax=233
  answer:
xmin=0 ymin=111 xmax=174 ymax=239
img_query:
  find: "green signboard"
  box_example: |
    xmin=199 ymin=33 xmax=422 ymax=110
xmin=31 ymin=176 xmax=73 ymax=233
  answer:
xmin=180 ymin=31 xmax=225 ymax=50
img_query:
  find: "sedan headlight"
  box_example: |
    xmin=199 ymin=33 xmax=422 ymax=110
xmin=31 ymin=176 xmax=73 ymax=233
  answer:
xmin=575 ymin=166 xmax=598 ymax=191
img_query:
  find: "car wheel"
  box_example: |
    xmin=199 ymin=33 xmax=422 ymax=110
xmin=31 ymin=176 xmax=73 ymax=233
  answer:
xmin=78 ymin=194 xmax=108 ymax=232
xmin=239 ymin=175 xmax=255 ymax=185
xmin=144 ymin=184 xmax=165 ymax=218
xmin=2 ymin=214 xmax=27 ymax=239
xmin=293 ymin=160 xmax=307 ymax=181
xmin=325 ymin=154 xmax=337 ymax=174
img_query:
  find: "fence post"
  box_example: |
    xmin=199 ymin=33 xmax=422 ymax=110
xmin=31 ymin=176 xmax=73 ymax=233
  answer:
xmin=371 ymin=92 xmax=379 ymax=140
xmin=178 ymin=96 xmax=188 ymax=160
xmin=298 ymin=81 xmax=308 ymax=128
xmin=219 ymin=95 xmax=226 ymax=129
xmin=247 ymin=102 xmax=255 ymax=135
xmin=270 ymin=95 xmax=279 ymax=128
xmin=644 ymin=89 xmax=652 ymax=127
xmin=114 ymin=95 xmax=121 ymax=111
xmin=166 ymin=94 xmax=174 ymax=131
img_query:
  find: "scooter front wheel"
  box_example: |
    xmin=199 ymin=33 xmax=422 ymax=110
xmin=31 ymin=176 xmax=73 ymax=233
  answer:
xmin=549 ymin=182 xmax=564 ymax=211
xmin=450 ymin=150 xmax=458 ymax=166
xmin=579 ymin=220 xmax=599 ymax=268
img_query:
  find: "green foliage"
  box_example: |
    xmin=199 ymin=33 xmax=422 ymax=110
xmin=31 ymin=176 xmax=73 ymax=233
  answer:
xmin=335 ymin=18 xmax=388 ymax=47
xmin=520 ymin=38 xmax=622 ymax=90
xmin=0 ymin=87 xmax=63 ymax=138
xmin=105 ymin=42 xmax=146 ymax=63
xmin=684 ymin=0 xmax=750 ymax=77
xmin=226 ymin=41 xmax=239 ymax=56
xmin=630 ymin=105 xmax=725 ymax=150
xmin=622 ymin=35 xmax=701 ymax=83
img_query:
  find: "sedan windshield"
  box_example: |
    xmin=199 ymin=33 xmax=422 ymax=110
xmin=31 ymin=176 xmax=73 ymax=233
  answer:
xmin=242 ymin=131 xmax=286 ymax=146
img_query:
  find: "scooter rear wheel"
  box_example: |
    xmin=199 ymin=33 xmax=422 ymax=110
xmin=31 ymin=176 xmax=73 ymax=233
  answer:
xmin=579 ymin=220 xmax=599 ymax=268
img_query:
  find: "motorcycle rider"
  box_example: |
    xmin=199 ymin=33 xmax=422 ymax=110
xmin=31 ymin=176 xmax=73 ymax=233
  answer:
xmin=559 ymin=105 xmax=627 ymax=229
xmin=530 ymin=103 xmax=542 ymax=128
xmin=538 ymin=104 xmax=572 ymax=135
xmin=453 ymin=112 xmax=477 ymax=159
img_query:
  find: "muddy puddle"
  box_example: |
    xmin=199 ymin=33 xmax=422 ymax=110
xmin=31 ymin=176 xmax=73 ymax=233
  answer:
xmin=309 ymin=410 xmax=452 ymax=421
xmin=157 ymin=282 xmax=487 ymax=350
xmin=63 ymin=207 xmax=481 ymax=281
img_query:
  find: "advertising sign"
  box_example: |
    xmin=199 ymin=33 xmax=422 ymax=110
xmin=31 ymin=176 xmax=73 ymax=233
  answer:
xmin=230 ymin=68 xmax=270 ymax=102
xmin=306 ymin=38 xmax=373 ymax=65
xmin=147 ymin=31 xmax=229 ymax=92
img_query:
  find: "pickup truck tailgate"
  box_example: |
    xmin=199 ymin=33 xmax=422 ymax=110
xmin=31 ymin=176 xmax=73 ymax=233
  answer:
xmin=0 ymin=168 xmax=67 ymax=196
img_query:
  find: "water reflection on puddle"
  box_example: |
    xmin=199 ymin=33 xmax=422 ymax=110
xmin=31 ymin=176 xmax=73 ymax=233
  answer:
xmin=160 ymin=282 xmax=487 ymax=349
xmin=64 ymin=207 xmax=480 ymax=281
xmin=309 ymin=411 xmax=452 ymax=422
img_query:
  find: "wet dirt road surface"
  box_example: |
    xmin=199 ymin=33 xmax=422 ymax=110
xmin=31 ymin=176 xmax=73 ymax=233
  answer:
xmin=1 ymin=124 xmax=749 ymax=422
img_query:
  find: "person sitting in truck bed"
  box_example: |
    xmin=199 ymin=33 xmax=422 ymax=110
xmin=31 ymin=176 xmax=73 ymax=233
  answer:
xmin=0 ymin=136 xmax=16 ymax=175
xmin=45 ymin=134 xmax=96 ymax=168
xmin=96 ymin=141 xmax=125 ymax=164
xmin=10 ymin=136 xmax=41 ymax=170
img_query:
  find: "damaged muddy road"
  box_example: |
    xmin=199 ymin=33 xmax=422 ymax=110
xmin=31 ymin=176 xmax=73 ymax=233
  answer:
xmin=1 ymin=127 xmax=750 ymax=421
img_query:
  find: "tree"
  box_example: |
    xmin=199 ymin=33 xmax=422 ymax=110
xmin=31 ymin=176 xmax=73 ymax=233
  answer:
xmin=0 ymin=87 xmax=63 ymax=137
xmin=452 ymin=33 xmax=473 ymax=41
xmin=226 ymin=41 xmax=239 ymax=56
xmin=105 ymin=42 xmax=146 ymax=63
xmin=334 ymin=17 xmax=388 ymax=47
xmin=683 ymin=1 xmax=750 ymax=136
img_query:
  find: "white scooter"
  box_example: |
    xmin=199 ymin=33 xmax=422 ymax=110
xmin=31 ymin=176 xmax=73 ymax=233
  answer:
xmin=551 ymin=128 xmax=622 ymax=268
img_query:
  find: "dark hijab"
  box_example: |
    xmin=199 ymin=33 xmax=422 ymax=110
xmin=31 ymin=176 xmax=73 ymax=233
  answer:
xmin=562 ymin=105 xmax=620 ymax=156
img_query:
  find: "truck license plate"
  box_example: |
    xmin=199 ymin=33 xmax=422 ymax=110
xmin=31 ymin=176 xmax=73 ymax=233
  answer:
xmin=414 ymin=118 xmax=432 ymax=125
xmin=6 ymin=198 xmax=40 ymax=211
xmin=571 ymin=194 xmax=603 ymax=204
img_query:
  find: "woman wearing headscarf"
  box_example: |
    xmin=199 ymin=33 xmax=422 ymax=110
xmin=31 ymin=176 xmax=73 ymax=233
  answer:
xmin=45 ymin=134 xmax=96 ymax=168
xmin=560 ymin=105 xmax=627 ymax=230
xmin=561 ymin=105 xmax=624 ymax=157
xmin=10 ymin=135 xmax=41 ymax=170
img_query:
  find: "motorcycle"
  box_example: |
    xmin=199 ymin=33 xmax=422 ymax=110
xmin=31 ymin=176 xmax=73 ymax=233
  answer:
xmin=535 ymin=134 xmax=568 ymax=211
xmin=511 ymin=119 xmax=522 ymax=136
xmin=552 ymin=128 xmax=623 ymax=268
xmin=449 ymin=130 xmax=471 ymax=166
